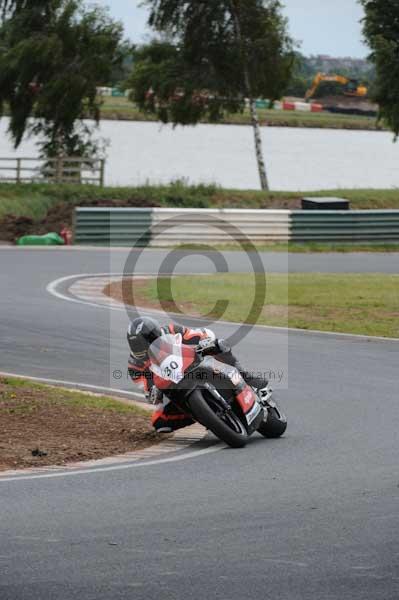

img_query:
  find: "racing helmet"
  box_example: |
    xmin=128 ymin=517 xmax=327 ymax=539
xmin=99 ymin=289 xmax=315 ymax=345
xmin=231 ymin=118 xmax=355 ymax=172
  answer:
xmin=127 ymin=317 xmax=162 ymax=359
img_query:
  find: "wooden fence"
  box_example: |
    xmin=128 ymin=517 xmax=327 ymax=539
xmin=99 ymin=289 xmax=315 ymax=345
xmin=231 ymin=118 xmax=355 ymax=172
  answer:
xmin=0 ymin=157 xmax=105 ymax=186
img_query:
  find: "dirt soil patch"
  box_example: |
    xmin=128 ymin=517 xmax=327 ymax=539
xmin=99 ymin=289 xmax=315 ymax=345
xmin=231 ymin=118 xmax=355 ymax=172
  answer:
xmin=103 ymin=278 xmax=205 ymax=317
xmin=0 ymin=376 xmax=161 ymax=472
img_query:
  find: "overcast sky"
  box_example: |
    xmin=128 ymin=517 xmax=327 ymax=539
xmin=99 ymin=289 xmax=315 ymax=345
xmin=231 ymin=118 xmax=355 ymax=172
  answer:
xmin=99 ymin=0 xmax=368 ymax=58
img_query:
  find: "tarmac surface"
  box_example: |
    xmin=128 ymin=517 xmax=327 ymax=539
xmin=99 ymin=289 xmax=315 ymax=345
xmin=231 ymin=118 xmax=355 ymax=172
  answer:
xmin=1 ymin=248 xmax=398 ymax=600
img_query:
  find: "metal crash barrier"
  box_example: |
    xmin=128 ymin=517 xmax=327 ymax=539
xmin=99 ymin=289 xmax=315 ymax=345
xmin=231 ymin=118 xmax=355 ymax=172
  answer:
xmin=74 ymin=207 xmax=399 ymax=246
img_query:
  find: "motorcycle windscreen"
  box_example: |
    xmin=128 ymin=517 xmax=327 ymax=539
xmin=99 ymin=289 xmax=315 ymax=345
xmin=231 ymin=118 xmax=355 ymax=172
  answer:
xmin=148 ymin=333 xmax=195 ymax=384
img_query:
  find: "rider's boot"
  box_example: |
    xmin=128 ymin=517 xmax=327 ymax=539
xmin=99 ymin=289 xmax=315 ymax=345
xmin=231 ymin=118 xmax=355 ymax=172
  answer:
xmin=152 ymin=402 xmax=195 ymax=434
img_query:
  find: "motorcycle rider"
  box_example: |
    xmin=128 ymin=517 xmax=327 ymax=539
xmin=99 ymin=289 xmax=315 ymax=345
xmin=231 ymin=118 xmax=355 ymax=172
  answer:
xmin=127 ymin=317 xmax=268 ymax=433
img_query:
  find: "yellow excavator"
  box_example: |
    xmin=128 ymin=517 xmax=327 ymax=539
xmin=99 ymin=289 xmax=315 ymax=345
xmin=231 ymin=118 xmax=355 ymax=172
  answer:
xmin=305 ymin=73 xmax=368 ymax=101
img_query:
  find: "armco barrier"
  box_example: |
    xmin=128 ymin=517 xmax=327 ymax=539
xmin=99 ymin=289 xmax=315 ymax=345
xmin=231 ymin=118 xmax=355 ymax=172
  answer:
xmin=291 ymin=210 xmax=399 ymax=242
xmin=74 ymin=208 xmax=291 ymax=246
xmin=74 ymin=208 xmax=399 ymax=246
xmin=74 ymin=208 xmax=153 ymax=246
xmin=150 ymin=209 xmax=291 ymax=245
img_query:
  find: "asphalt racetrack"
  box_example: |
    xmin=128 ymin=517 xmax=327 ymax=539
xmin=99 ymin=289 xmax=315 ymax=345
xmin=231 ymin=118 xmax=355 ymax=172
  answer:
xmin=1 ymin=248 xmax=399 ymax=600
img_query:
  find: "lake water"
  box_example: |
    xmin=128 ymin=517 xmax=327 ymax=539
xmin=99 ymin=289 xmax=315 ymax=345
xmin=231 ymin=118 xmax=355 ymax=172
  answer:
xmin=1 ymin=118 xmax=398 ymax=190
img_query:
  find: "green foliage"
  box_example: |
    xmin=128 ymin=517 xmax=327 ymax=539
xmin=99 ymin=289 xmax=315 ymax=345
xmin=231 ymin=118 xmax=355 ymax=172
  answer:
xmin=1 ymin=183 xmax=399 ymax=223
xmin=129 ymin=41 xmax=228 ymax=125
xmin=128 ymin=0 xmax=294 ymax=125
xmin=0 ymin=0 xmax=47 ymax=17
xmin=361 ymin=0 xmax=399 ymax=135
xmin=109 ymin=40 xmax=136 ymax=88
xmin=0 ymin=0 xmax=123 ymax=157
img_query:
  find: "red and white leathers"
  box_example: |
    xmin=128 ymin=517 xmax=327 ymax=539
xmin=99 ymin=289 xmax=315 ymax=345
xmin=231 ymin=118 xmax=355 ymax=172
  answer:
xmin=128 ymin=322 xmax=268 ymax=432
xmin=128 ymin=323 xmax=216 ymax=432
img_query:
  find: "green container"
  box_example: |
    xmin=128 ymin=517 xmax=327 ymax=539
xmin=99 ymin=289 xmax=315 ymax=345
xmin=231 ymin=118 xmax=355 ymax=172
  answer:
xmin=17 ymin=232 xmax=65 ymax=246
xmin=255 ymin=99 xmax=271 ymax=109
xmin=111 ymin=88 xmax=125 ymax=97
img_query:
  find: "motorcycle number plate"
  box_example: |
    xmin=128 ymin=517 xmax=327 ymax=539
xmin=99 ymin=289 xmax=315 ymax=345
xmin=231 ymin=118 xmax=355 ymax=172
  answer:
xmin=161 ymin=355 xmax=184 ymax=383
xmin=151 ymin=354 xmax=184 ymax=384
xmin=246 ymin=402 xmax=262 ymax=425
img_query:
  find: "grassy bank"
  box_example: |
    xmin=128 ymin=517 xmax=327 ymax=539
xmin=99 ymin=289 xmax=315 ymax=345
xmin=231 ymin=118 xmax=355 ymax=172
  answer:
xmin=177 ymin=242 xmax=399 ymax=253
xmin=0 ymin=375 xmax=156 ymax=471
xmin=99 ymin=97 xmax=382 ymax=131
xmin=2 ymin=182 xmax=399 ymax=221
xmin=1 ymin=182 xmax=399 ymax=245
xmin=105 ymin=274 xmax=399 ymax=338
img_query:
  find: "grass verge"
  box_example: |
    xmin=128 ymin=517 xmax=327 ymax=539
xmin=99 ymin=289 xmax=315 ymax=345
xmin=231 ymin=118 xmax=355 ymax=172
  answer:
xmin=99 ymin=97 xmax=382 ymax=131
xmin=1 ymin=182 xmax=399 ymax=246
xmin=105 ymin=274 xmax=399 ymax=339
xmin=0 ymin=376 xmax=158 ymax=471
xmin=176 ymin=242 xmax=399 ymax=253
xmin=3 ymin=183 xmax=399 ymax=222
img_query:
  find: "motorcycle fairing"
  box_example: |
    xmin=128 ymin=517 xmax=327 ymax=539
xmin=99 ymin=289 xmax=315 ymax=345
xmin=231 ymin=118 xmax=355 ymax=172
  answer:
xmin=236 ymin=386 xmax=257 ymax=414
xmin=201 ymin=357 xmax=263 ymax=427
xmin=244 ymin=396 xmax=263 ymax=426
xmin=201 ymin=356 xmax=246 ymax=390
xmin=149 ymin=334 xmax=196 ymax=389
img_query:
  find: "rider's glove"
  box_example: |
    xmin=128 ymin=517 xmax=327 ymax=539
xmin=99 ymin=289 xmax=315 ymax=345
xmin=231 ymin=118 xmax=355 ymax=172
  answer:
xmin=198 ymin=338 xmax=230 ymax=356
xmin=197 ymin=337 xmax=217 ymax=354
xmin=146 ymin=385 xmax=163 ymax=405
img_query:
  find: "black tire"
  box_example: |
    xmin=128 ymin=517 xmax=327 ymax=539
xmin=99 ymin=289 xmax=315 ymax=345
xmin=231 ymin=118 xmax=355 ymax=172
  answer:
xmin=258 ymin=406 xmax=287 ymax=439
xmin=188 ymin=389 xmax=248 ymax=448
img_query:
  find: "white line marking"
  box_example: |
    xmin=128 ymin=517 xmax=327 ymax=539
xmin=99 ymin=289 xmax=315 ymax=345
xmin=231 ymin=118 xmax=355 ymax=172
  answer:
xmin=47 ymin=273 xmax=399 ymax=343
xmin=0 ymin=372 xmax=210 ymax=479
xmin=46 ymin=273 xmax=125 ymax=310
xmin=0 ymin=445 xmax=223 ymax=483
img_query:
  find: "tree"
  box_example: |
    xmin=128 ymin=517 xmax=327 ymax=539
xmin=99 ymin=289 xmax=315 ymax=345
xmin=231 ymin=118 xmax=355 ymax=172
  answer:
xmin=109 ymin=40 xmax=135 ymax=88
xmin=129 ymin=41 xmax=237 ymax=126
xmin=0 ymin=0 xmax=123 ymax=165
xmin=128 ymin=0 xmax=294 ymax=191
xmin=0 ymin=0 xmax=44 ymax=16
xmin=361 ymin=0 xmax=399 ymax=136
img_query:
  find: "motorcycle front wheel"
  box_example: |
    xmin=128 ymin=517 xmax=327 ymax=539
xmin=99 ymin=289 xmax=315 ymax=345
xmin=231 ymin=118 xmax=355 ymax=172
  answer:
xmin=188 ymin=389 xmax=248 ymax=448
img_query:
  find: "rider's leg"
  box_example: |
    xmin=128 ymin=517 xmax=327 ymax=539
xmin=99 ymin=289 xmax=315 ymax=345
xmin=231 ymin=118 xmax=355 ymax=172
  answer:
xmin=215 ymin=344 xmax=268 ymax=393
xmin=151 ymin=401 xmax=194 ymax=433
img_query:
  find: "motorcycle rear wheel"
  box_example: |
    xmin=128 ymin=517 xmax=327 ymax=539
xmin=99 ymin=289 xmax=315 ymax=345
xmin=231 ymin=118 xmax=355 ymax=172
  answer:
xmin=188 ymin=389 xmax=248 ymax=448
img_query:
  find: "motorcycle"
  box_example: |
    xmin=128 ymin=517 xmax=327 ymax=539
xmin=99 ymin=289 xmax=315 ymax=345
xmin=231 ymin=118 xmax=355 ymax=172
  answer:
xmin=148 ymin=333 xmax=287 ymax=448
